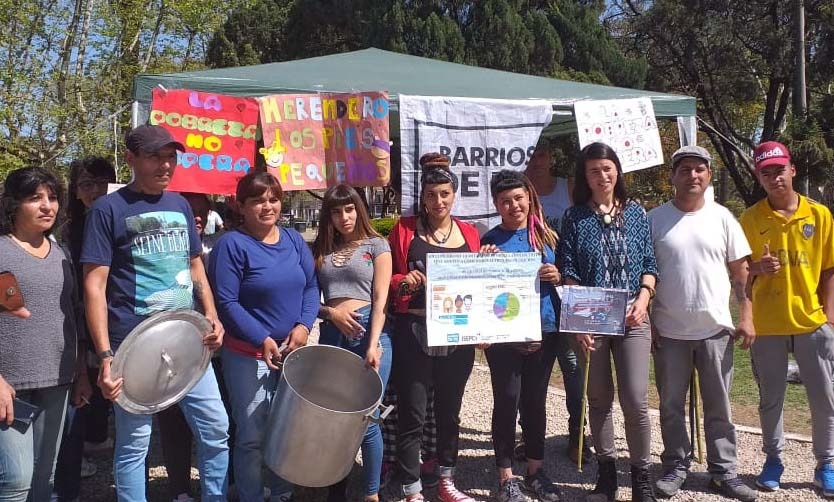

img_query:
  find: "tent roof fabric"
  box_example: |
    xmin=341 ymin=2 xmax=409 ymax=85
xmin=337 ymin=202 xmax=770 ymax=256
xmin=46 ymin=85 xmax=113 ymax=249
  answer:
xmin=134 ymin=48 xmax=695 ymax=120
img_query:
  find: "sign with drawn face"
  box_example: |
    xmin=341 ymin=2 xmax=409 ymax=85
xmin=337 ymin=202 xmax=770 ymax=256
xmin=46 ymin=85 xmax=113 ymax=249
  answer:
xmin=257 ymin=92 xmax=391 ymax=191
xmin=574 ymin=98 xmax=665 ymax=173
xmin=150 ymin=88 xmax=260 ymax=195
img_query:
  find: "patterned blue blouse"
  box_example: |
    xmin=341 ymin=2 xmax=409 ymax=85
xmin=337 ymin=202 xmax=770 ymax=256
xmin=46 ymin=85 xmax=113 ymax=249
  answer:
xmin=558 ymin=200 xmax=657 ymax=296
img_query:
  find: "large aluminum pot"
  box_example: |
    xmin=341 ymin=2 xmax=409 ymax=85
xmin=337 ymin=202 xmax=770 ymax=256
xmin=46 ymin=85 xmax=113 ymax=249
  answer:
xmin=263 ymin=344 xmax=392 ymax=487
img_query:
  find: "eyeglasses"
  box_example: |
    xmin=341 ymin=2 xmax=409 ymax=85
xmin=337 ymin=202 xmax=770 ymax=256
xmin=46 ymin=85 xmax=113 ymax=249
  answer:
xmin=77 ymin=179 xmax=112 ymax=191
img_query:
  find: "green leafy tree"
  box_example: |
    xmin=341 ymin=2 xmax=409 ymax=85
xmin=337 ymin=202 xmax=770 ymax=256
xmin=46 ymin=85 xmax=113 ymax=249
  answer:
xmin=205 ymin=0 xmax=645 ymax=89
xmin=608 ymin=0 xmax=834 ymax=205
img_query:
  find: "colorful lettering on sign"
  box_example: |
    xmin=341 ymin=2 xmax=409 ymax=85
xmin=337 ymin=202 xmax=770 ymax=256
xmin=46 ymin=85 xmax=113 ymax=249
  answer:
xmin=151 ymin=88 xmax=259 ymax=194
xmin=257 ymin=92 xmax=391 ymax=191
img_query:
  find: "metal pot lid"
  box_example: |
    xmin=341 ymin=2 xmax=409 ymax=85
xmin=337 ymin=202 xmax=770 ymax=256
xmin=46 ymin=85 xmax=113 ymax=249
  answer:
xmin=112 ymin=309 xmax=212 ymax=415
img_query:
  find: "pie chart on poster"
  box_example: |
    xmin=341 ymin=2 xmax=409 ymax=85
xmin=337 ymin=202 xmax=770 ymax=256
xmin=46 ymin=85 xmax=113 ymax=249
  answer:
xmin=493 ymin=292 xmax=521 ymax=321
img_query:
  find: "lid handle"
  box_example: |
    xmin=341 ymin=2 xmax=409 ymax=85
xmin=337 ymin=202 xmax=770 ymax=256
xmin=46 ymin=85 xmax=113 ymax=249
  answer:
xmin=160 ymin=351 xmax=177 ymax=379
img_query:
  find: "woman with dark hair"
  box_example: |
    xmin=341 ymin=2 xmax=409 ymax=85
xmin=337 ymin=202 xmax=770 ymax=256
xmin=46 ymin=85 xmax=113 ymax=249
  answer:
xmin=312 ymin=184 xmax=392 ymax=501
xmin=208 ymin=171 xmax=319 ymax=502
xmin=0 ymin=167 xmax=89 ymax=501
xmin=53 ymin=157 xmax=115 ymax=501
xmin=559 ymin=143 xmax=658 ymax=502
xmin=480 ymin=170 xmax=562 ymax=502
xmin=388 ymin=153 xmax=481 ymax=502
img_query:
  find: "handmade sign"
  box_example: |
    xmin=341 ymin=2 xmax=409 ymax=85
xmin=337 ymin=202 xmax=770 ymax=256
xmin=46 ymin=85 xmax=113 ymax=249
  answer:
xmin=574 ymin=97 xmax=664 ymax=173
xmin=399 ymin=95 xmax=552 ymax=233
xmin=425 ymin=252 xmax=541 ymax=346
xmin=257 ymin=92 xmax=391 ymax=191
xmin=150 ymin=88 xmax=260 ymax=194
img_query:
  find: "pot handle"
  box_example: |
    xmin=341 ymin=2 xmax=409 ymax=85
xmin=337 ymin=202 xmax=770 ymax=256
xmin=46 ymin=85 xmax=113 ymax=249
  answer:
xmin=366 ymin=403 xmax=395 ymax=424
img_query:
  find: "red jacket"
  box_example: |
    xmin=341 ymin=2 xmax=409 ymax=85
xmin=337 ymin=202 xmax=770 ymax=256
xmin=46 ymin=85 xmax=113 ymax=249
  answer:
xmin=388 ymin=216 xmax=481 ymax=313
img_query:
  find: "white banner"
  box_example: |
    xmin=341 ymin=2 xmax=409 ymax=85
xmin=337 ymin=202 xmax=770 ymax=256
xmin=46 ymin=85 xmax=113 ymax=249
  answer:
xmin=426 ymin=252 xmax=542 ymax=346
xmin=574 ymin=98 xmax=664 ymax=173
xmin=399 ymin=95 xmax=553 ymax=232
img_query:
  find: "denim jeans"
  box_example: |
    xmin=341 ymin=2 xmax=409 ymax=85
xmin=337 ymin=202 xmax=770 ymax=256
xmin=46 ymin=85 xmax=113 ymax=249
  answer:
xmin=221 ymin=348 xmax=293 ymax=502
xmin=319 ymin=304 xmax=393 ymax=495
xmin=112 ymin=368 xmax=229 ymax=502
xmin=0 ymin=384 xmax=69 ymax=502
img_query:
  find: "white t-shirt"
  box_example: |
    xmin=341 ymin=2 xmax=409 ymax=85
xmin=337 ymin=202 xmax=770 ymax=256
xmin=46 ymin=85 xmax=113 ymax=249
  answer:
xmin=648 ymin=201 xmax=751 ymax=340
xmin=539 ymin=177 xmax=571 ymax=233
xmin=205 ymin=210 xmax=224 ymax=235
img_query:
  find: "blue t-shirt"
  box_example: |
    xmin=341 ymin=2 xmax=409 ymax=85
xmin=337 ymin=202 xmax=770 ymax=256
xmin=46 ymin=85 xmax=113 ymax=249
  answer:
xmin=81 ymin=187 xmax=201 ymax=345
xmin=480 ymin=226 xmax=560 ymax=333
xmin=208 ymin=228 xmax=319 ymax=349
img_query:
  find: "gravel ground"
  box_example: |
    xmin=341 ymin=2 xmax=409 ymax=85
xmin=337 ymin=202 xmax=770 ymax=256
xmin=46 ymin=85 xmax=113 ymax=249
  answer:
xmin=79 ymin=329 xmax=825 ymax=501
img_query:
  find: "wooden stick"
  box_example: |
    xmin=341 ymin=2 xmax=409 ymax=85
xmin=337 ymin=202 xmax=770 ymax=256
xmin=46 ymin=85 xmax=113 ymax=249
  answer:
xmin=693 ymin=368 xmax=704 ymax=464
xmin=577 ymin=347 xmax=592 ymax=472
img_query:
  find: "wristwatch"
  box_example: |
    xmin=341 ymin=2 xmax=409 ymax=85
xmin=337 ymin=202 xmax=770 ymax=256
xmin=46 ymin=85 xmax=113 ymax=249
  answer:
xmin=97 ymin=349 xmax=115 ymax=361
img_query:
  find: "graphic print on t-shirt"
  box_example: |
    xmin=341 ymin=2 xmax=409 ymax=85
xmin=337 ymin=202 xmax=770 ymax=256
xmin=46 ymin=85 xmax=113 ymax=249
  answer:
xmin=126 ymin=211 xmax=193 ymax=315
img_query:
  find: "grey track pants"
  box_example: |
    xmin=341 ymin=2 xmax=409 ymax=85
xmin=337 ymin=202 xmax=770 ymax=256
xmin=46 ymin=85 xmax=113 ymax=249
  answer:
xmin=578 ymin=319 xmax=652 ymax=467
xmin=750 ymin=324 xmax=834 ymax=464
xmin=654 ymin=330 xmax=737 ymax=479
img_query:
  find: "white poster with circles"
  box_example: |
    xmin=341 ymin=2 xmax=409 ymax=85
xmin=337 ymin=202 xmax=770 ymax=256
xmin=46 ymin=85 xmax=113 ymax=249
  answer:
xmin=574 ymin=97 xmax=664 ymax=173
xmin=425 ymin=252 xmax=541 ymax=347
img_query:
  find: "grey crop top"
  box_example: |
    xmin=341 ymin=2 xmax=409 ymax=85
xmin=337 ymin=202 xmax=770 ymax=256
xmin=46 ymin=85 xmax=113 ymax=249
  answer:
xmin=317 ymin=236 xmax=391 ymax=302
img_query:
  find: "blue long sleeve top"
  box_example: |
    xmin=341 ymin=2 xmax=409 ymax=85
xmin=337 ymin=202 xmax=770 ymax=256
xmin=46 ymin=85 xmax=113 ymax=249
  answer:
xmin=558 ymin=200 xmax=657 ymax=296
xmin=208 ymin=227 xmax=319 ymax=353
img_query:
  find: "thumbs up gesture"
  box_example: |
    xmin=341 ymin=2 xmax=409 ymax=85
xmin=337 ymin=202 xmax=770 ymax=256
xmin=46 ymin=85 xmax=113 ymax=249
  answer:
xmin=759 ymin=244 xmax=781 ymax=275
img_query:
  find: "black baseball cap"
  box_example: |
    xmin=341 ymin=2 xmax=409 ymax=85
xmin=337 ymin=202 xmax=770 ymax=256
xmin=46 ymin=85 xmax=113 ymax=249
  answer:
xmin=125 ymin=125 xmax=185 ymax=154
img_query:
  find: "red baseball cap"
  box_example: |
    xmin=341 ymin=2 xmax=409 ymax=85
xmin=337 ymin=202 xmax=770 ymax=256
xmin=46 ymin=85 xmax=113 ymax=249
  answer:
xmin=753 ymin=141 xmax=791 ymax=170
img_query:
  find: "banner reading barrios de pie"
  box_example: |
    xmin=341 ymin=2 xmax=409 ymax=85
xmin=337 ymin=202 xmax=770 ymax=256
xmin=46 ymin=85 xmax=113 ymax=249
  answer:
xmin=150 ymin=88 xmax=260 ymax=195
xmin=257 ymin=92 xmax=391 ymax=191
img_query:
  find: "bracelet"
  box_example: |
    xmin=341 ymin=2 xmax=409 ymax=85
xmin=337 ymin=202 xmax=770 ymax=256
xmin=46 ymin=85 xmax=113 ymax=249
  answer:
xmin=294 ymin=323 xmax=310 ymax=335
xmin=639 ymin=284 xmax=656 ymax=300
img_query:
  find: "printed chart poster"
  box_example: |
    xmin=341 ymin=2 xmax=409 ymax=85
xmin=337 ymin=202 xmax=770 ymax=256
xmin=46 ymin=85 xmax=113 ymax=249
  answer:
xmin=399 ymin=95 xmax=553 ymax=233
xmin=258 ymin=92 xmax=390 ymax=191
xmin=150 ymin=88 xmax=260 ymax=195
xmin=574 ymin=98 xmax=664 ymax=173
xmin=426 ymin=252 xmax=541 ymax=347
xmin=559 ymin=286 xmax=629 ymax=336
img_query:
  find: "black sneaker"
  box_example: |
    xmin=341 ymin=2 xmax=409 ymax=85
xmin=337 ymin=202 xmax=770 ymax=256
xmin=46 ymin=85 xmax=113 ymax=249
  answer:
xmin=522 ymin=470 xmax=561 ymax=501
xmin=710 ymin=477 xmax=758 ymax=501
xmin=655 ymin=468 xmax=687 ymax=498
xmin=496 ymin=477 xmax=527 ymax=502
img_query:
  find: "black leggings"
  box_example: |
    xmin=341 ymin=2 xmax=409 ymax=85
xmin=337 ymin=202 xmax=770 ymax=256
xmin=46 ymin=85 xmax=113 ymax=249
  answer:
xmin=393 ymin=319 xmax=475 ymax=485
xmin=485 ymin=335 xmax=558 ymax=468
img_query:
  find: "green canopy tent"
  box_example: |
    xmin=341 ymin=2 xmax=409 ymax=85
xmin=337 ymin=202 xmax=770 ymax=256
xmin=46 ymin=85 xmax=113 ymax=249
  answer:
xmin=132 ymin=48 xmax=696 ymax=136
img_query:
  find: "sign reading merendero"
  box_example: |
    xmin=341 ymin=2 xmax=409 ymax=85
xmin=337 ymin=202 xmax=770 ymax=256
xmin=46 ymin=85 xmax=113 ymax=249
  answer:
xmin=425 ymin=252 xmax=541 ymax=347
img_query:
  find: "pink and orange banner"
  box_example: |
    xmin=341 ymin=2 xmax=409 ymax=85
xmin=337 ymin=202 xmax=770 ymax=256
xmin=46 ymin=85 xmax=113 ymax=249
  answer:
xmin=150 ymin=88 xmax=259 ymax=195
xmin=257 ymin=92 xmax=391 ymax=191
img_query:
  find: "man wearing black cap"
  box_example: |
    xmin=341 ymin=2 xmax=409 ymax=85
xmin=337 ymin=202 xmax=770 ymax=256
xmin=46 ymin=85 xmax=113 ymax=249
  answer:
xmin=81 ymin=125 xmax=230 ymax=501
xmin=648 ymin=145 xmax=757 ymax=500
